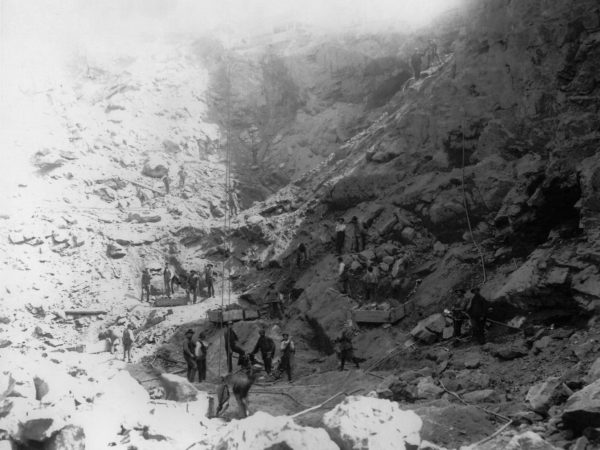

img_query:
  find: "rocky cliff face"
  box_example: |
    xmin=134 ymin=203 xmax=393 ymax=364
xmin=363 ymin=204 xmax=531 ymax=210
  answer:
xmin=277 ymin=0 xmax=600 ymax=315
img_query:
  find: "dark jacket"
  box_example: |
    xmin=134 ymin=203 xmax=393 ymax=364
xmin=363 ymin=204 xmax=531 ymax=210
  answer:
xmin=252 ymin=335 xmax=275 ymax=356
xmin=468 ymin=293 xmax=488 ymax=318
xmin=224 ymin=328 xmax=238 ymax=350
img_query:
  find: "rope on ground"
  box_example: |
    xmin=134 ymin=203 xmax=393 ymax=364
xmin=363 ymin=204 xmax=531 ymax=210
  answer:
xmin=365 ymin=344 xmax=403 ymax=372
xmin=467 ymin=420 xmax=514 ymax=448
xmin=439 ymin=380 xmax=510 ymax=422
xmin=460 ymin=118 xmax=487 ymax=283
xmin=290 ymin=388 xmax=362 ymax=419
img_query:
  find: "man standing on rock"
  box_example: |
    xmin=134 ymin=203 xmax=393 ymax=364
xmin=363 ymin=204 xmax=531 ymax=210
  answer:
xmin=337 ymin=328 xmax=360 ymax=371
xmin=163 ymin=263 xmax=172 ymax=298
xmin=335 ymin=218 xmax=346 ymax=254
xmin=122 ymin=324 xmax=134 ymax=363
xmin=350 ymin=216 xmax=367 ymax=252
xmin=162 ymin=173 xmax=170 ymax=195
xmin=250 ymin=328 xmax=276 ymax=374
xmin=224 ymin=321 xmax=245 ymax=373
xmin=296 ymin=242 xmax=308 ymax=267
xmin=362 ymin=266 xmax=378 ymax=301
xmin=265 ymin=283 xmax=284 ymax=320
xmin=468 ymin=287 xmax=489 ymax=344
xmin=411 ymin=48 xmax=422 ymax=80
xmin=141 ymin=268 xmax=151 ymax=302
xmin=451 ymin=289 xmax=469 ymax=337
xmin=279 ymin=332 xmax=295 ymax=383
xmin=178 ymin=166 xmax=186 ymax=190
xmin=195 ymin=332 xmax=208 ymax=382
xmin=183 ymin=329 xmax=197 ymax=382
xmin=205 ymin=263 xmax=215 ymax=298
xmin=188 ymin=270 xmax=199 ymax=304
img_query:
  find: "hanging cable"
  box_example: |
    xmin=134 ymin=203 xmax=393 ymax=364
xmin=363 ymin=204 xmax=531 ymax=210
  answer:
xmin=461 ymin=119 xmax=487 ymax=283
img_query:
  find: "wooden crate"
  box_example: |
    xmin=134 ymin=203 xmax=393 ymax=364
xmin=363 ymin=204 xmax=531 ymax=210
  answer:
xmin=353 ymin=305 xmax=408 ymax=324
xmin=207 ymin=309 xmax=245 ymax=323
xmin=207 ymin=309 xmax=222 ymax=323
xmin=353 ymin=309 xmax=391 ymax=323
xmin=223 ymin=309 xmax=244 ymax=322
xmin=154 ymin=296 xmax=188 ymax=307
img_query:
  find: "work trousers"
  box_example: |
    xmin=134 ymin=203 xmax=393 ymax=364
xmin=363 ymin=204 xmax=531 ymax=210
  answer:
xmin=196 ymin=357 xmax=206 ymax=382
xmin=471 ymin=316 xmax=486 ymax=344
xmin=184 ymin=355 xmax=196 ymax=382
xmin=336 ymin=231 xmax=345 ymax=254
xmin=207 ymin=280 xmax=215 ymax=297
xmin=260 ymin=352 xmax=273 ymax=374
xmin=280 ymin=354 xmax=292 ymax=381
xmin=163 ymin=277 xmax=170 ymax=297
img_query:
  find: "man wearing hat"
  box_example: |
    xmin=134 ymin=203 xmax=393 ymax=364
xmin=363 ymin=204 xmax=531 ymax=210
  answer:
xmin=183 ymin=329 xmax=197 ymax=382
xmin=250 ymin=328 xmax=276 ymax=374
xmin=279 ymin=332 xmax=295 ymax=382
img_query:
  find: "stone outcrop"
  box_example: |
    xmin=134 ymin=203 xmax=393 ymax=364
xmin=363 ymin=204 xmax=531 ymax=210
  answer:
xmin=323 ymin=396 xmax=422 ymax=450
xmin=212 ymin=412 xmax=337 ymax=450
xmin=159 ymin=373 xmax=198 ymax=402
xmin=562 ymin=379 xmax=600 ymax=433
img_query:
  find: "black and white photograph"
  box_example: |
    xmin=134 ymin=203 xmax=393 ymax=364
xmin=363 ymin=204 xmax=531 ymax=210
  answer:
xmin=1 ymin=0 xmax=600 ymax=448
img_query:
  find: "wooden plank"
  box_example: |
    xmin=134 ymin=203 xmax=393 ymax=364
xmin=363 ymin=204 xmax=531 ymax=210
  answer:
xmin=353 ymin=310 xmax=391 ymax=323
xmin=154 ymin=297 xmax=188 ymax=307
xmin=64 ymin=310 xmax=107 ymax=316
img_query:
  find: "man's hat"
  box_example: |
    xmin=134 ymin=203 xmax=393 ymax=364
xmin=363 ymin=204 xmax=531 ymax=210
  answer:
xmin=185 ymin=329 xmax=194 ymax=336
xmin=282 ymin=331 xmax=289 ymax=336
xmin=259 ymin=329 xmax=266 ymax=335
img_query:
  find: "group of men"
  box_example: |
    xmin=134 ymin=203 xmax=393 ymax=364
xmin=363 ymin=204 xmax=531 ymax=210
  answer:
xmin=183 ymin=329 xmax=208 ymax=382
xmin=411 ymin=39 xmax=442 ymax=81
xmin=106 ymin=324 xmax=135 ymax=363
xmin=335 ymin=216 xmax=368 ymax=255
xmin=337 ymin=256 xmax=379 ymax=301
xmin=159 ymin=166 xmax=187 ymax=195
xmin=140 ymin=262 xmax=217 ymax=303
xmin=183 ymin=322 xmax=296 ymax=385
xmin=449 ymin=287 xmax=490 ymax=344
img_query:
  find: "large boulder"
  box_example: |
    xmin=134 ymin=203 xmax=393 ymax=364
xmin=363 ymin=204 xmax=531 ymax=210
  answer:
xmin=106 ymin=243 xmax=126 ymax=259
xmin=45 ymin=425 xmax=85 ymax=450
xmin=159 ymin=373 xmax=198 ymax=402
xmin=212 ymin=411 xmax=336 ymax=450
xmin=142 ymin=156 xmax=169 ymax=179
xmin=586 ymin=357 xmax=600 ymax=383
xmin=410 ymin=314 xmax=446 ymax=344
xmin=504 ymin=431 xmax=560 ymax=450
xmin=323 ymin=396 xmax=421 ymax=450
xmin=562 ymin=379 xmax=600 ymax=432
xmin=415 ymin=377 xmax=444 ymax=400
xmin=525 ymin=377 xmax=571 ymax=415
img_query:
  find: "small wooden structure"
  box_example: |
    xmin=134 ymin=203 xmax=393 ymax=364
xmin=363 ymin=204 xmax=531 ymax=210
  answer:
xmin=207 ymin=308 xmax=259 ymax=324
xmin=154 ymin=296 xmax=189 ymax=307
xmin=352 ymin=301 xmax=414 ymax=324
